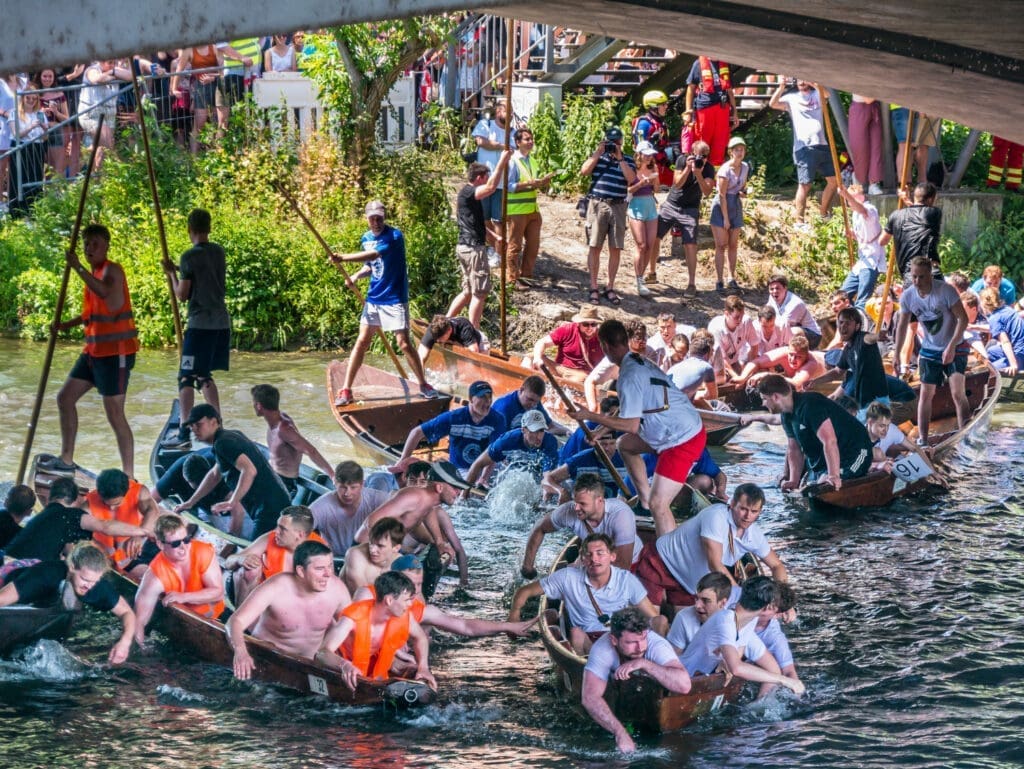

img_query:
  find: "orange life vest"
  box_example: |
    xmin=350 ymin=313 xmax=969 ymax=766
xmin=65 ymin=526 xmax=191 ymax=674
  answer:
xmin=148 ymin=540 xmax=225 ymax=619
xmin=82 ymin=261 xmax=140 ymax=358
xmin=261 ymin=531 xmax=327 ymax=581
xmin=339 ymin=598 xmax=411 ymax=679
xmin=89 ymin=480 xmax=143 ymax=570
xmin=698 ymin=56 xmax=731 ymax=93
xmin=365 ymin=585 xmax=426 ymax=623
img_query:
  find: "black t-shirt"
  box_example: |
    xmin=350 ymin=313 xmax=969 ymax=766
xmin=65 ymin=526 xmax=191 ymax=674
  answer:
xmin=4 ymin=560 xmax=119 ymax=611
xmin=154 ymin=448 xmax=231 ymax=510
xmin=456 ymin=184 xmax=486 ymax=247
xmin=782 ymin=392 xmax=873 ymax=475
xmin=0 ymin=511 xmax=22 ymax=550
xmin=837 ymin=330 xmax=889 ymax=406
xmin=421 ymin=316 xmax=482 ymax=352
xmin=5 ymin=503 xmax=90 ymax=561
xmin=180 ymin=240 xmax=230 ymax=330
xmin=885 ymin=205 xmax=942 ymax=275
xmin=213 ymin=428 xmax=291 ymax=515
xmin=663 ymin=155 xmax=715 ymax=212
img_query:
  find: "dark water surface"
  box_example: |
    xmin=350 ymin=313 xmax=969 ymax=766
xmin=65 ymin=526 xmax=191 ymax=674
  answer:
xmin=1 ymin=338 xmax=1022 ymax=768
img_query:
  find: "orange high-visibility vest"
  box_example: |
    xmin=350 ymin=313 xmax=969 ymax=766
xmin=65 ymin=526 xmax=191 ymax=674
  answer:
xmin=261 ymin=531 xmax=326 ymax=581
xmin=148 ymin=540 xmax=224 ymax=619
xmin=89 ymin=480 xmax=142 ymax=570
xmin=82 ymin=261 xmax=139 ymax=358
xmin=699 ymin=57 xmax=731 ymax=93
xmin=339 ymin=598 xmax=411 ymax=679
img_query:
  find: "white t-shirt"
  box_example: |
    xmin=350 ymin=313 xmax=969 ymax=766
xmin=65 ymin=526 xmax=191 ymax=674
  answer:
xmin=584 ymin=629 xmax=678 ymax=681
xmin=680 ymin=607 xmax=767 ymax=675
xmin=779 ymin=90 xmax=827 ymax=150
xmin=667 ymin=357 xmax=716 ymax=393
xmin=708 ymin=314 xmax=760 ymax=371
xmin=756 ymin=618 xmax=794 ymax=669
xmin=900 ymin=281 xmax=962 ymax=352
xmin=655 ymin=503 xmax=771 ymax=594
xmin=874 ymin=421 xmax=907 ymax=456
xmin=471 ymin=117 xmax=515 ymax=180
xmin=540 ymin=565 xmax=648 ymax=634
xmin=769 ymin=290 xmax=822 ymax=335
xmin=851 ymin=202 xmax=885 ymax=271
xmin=617 ymin=353 xmax=702 ymax=452
xmin=549 ymin=498 xmax=641 ymax=564
xmin=667 ymin=606 xmax=702 ymax=652
xmin=309 ymin=487 xmax=390 ymax=554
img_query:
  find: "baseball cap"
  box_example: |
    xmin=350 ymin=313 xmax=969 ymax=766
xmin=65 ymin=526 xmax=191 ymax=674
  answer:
xmin=636 ymin=140 xmax=657 ymax=156
xmin=468 ymin=380 xmax=493 ymax=398
xmin=605 ymin=127 xmax=623 ymax=142
xmin=392 ymin=554 xmax=423 ymax=571
xmin=727 ymin=136 xmax=747 ymax=149
xmin=364 ymin=200 xmax=386 ymax=217
xmin=521 ymin=409 xmax=547 ymax=432
xmin=428 ymin=460 xmax=472 ymax=490
xmin=182 ymin=403 xmax=220 ymax=426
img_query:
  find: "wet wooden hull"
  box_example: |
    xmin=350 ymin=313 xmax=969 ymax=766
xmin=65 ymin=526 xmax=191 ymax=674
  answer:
xmin=0 ymin=605 xmax=76 ymax=655
xmin=808 ymin=369 xmax=1001 ymax=510
xmin=999 ymin=371 xmax=1024 ymax=404
xmin=538 ymin=519 xmax=744 ymax=733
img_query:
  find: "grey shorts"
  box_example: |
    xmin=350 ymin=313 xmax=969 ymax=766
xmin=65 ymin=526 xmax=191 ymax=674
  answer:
xmin=456 ymin=244 xmax=491 ymax=295
xmin=794 ymin=144 xmax=836 ymax=184
xmin=586 ymin=197 xmax=627 ymax=250
xmin=657 ymin=207 xmax=699 ymax=243
xmin=361 ymin=302 xmax=410 ymax=332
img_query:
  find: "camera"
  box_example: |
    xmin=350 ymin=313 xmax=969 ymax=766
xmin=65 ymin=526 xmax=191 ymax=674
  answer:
xmin=605 ymin=142 xmax=616 ymax=154
xmin=691 ymin=156 xmax=705 ymax=169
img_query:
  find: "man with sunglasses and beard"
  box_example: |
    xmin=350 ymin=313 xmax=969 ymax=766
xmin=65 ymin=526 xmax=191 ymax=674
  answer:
xmin=133 ymin=514 xmax=225 ymax=646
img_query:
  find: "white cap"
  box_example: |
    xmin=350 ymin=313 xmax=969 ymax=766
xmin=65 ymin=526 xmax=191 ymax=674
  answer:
xmin=521 ymin=409 xmax=547 ymax=432
xmin=635 ymin=140 xmax=658 ymax=156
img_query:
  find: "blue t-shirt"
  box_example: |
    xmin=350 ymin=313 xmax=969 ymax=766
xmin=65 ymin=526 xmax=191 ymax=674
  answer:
xmin=565 ymin=448 xmax=657 ymax=498
xmin=487 ymin=429 xmax=559 ymax=477
xmin=362 ymin=225 xmax=408 ymax=306
xmin=491 ymin=391 xmax=554 ymax=431
xmin=420 ymin=406 xmax=507 ymax=471
xmin=691 ymin=448 xmax=720 ymax=478
xmin=988 ymin=305 xmax=1024 ymax=361
xmin=558 ymin=422 xmax=598 ymax=464
xmin=971 ymin=277 xmax=1016 ymax=307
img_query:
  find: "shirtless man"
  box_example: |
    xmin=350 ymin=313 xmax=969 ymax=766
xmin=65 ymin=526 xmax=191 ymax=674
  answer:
xmin=223 ymin=506 xmax=326 ymax=604
xmin=227 ymin=539 xmax=352 ymax=679
xmin=340 ymin=517 xmax=404 ymax=593
xmin=251 ymin=384 xmax=334 ymax=498
xmin=730 ymin=334 xmax=825 ymax=391
xmin=317 ymin=570 xmax=437 ymax=690
xmin=134 ymin=514 xmax=225 ymax=645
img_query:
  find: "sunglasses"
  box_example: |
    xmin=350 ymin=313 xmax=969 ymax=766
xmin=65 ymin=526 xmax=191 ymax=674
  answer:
xmin=580 ymin=321 xmax=599 ymax=328
xmin=161 ymin=535 xmax=193 ymax=549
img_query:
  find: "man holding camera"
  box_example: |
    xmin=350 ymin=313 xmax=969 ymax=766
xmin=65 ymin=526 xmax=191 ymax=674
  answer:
xmin=580 ymin=127 xmax=637 ymax=306
xmin=655 ymin=140 xmax=716 ymax=297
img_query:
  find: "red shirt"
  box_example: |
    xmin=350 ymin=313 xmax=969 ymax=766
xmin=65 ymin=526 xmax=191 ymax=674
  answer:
xmin=550 ymin=323 xmax=602 ymax=372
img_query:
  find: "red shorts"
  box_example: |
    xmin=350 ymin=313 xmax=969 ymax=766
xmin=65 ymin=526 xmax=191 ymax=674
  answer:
xmin=654 ymin=427 xmax=707 ymax=484
xmin=632 ymin=541 xmax=696 ymax=608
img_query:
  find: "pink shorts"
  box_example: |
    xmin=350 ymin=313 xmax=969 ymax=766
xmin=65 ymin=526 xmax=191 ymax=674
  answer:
xmin=654 ymin=427 xmax=707 ymax=483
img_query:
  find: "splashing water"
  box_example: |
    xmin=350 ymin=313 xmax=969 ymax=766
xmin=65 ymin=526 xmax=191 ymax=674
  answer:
xmin=0 ymin=640 xmax=90 ymax=682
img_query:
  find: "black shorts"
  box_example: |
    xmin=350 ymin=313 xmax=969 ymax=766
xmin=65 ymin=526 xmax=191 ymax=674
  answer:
xmin=918 ymin=352 xmax=967 ymax=386
xmin=68 ymin=352 xmax=135 ymax=397
xmin=216 ymin=73 xmax=246 ymax=107
xmin=179 ymin=328 xmax=231 ymax=381
xmin=657 ymin=207 xmax=699 ymax=243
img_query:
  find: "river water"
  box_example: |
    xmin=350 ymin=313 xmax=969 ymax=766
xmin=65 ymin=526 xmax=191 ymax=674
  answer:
xmin=1 ymin=337 xmax=1022 ymax=768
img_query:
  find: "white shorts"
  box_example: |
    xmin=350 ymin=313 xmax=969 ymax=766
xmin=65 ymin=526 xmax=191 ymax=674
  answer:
xmin=362 ymin=302 xmax=410 ymax=332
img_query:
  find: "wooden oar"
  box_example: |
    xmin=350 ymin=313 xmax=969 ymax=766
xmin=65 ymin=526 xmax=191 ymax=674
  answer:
xmin=539 ymin=363 xmax=636 ymax=502
xmin=877 ymin=110 xmax=917 ymax=334
xmin=16 ymin=115 xmax=105 ymax=485
xmin=273 ymin=181 xmax=408 ymax=380
xmin=132 ymin=70 xmax=183 ymax=350
xmin=499 ymin=17 xmax=514 ymax=356
xmin=819 ymin=85 xmax=855 ymax=267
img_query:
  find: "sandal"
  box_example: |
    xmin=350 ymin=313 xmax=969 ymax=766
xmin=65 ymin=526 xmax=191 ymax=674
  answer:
xmin=602 ymin=288 xmax=622 ymax=306
xmin=588 ymin=289 xmax=601 ymax=305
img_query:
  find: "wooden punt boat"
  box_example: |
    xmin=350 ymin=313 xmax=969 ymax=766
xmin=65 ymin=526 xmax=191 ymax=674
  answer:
xmin=0 ymin=605 xmax=76 ymax=656
xmin=27 ymin=458 xmax=435 ymax=709
xmin=538 ymin=518 xmax=744 ymax=734
xmin=998 ymin=371 xmax=1024 ymax=404
xmin=807 ymin=368 xmax=1001 ymax=510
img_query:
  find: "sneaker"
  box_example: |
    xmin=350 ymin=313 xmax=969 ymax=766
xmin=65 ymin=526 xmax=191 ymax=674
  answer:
xmin=644 ymin=272 xmax=658 ymax=284
xmin=335 ymin=387 xmax=354 ymax=407
xmin=868 ymin=183 xmax=884 ymax=195
xmin=727 ymin=279 xmax=740 ymax=291
xmin=715 ymin=280 xmax=725 ymax=292
xmin=46 ymin=458 xmax=79 ymax=475
xmin=486 ymin=247 xmax=500 ymax=269
xmin=684 ymin=284 xmax=697 ymax=297
xmin=160 ymin=428 xmax=191 ymax=448
xmin=420 ymin=383 xmax=440 ymax=399
xmin=636 ymin=276 xmax=652 ymax=297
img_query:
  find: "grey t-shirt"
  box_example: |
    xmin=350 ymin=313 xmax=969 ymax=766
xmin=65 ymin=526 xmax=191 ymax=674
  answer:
xmin=180 ymin=241 xmax=230 ymax=330
xmin=309 ymin=487 xmax=390 ymax=554
xmin=900 ymin=281 xmax=961 ymax=352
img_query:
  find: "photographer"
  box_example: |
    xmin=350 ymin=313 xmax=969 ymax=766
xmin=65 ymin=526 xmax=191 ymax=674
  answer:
xmin=653 ymin=140 xmax=715 ymax=297
xmin=580 ymin=127 xmax=637 ymax=307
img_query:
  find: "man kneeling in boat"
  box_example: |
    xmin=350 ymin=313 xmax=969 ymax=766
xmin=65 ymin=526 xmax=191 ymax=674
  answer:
xmin=582 ymin=606 xmax=691 ymax=754
xmin=509 ymin=533 xmax=665 ymax=654
xmin=317 ymin=570 xmax=437 ymax=691
xmin=223 ymin=506 xmax=327 ymax=604
xmin=133 ymin=514 xmax=225 ymax=646
xmin=0 ymin=542 xmax=136 ymax=663
xmin=680 ymin=575 xmax=804 ymax=697
xmin=227 ymin=539 xmax=352 ymax=680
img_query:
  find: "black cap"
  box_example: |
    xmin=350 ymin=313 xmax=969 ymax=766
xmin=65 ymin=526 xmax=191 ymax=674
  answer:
xmin=428 ymin=461 xmax=472 ymax=490
xmin=605 ymin=127 xmax=624 ymax=142
xmin=182 ymin=403 xmax=221 ymax=426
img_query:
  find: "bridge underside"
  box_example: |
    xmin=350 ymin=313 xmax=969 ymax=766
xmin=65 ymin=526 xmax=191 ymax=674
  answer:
xmin=6 ymin=0 xmax=1022 ymax=141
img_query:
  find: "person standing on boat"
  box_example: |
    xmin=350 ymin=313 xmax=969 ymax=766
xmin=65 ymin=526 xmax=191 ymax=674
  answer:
xmin=582 ymin=607 xmax=691 ymax=754
xmin=162 ymin=208 xmax=231 ymax=447
xmin=463 ymin=409 xmax=559 ymax=486
xmin=227 ymin=539 xmax=353 ymax=680
xmin=332 ymin=201 xmax=437 ymax=406
xmin=52 ymin=224 xmax=139 ymax=478
xmin=893 ymin=256 xmax=970 ymax=446
xmin=173 ymin=404 xmax=292 ymax=538
xmin=250 ymin=383 xmax=334 ymax=499
xmin=756 ymin=374 xmax=873 ymax=490
xmin=396 ymin=380 xmax=506 ymax=476
xmin=569 ymin=319 xmax=705 ymax=537
xmin=491 ymin=375 xmax=569 ymax=436
xmin=0 ymin=542 xmax=137 ymax=664
xmin=133 ymin=514 xmax=225 ymax=646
